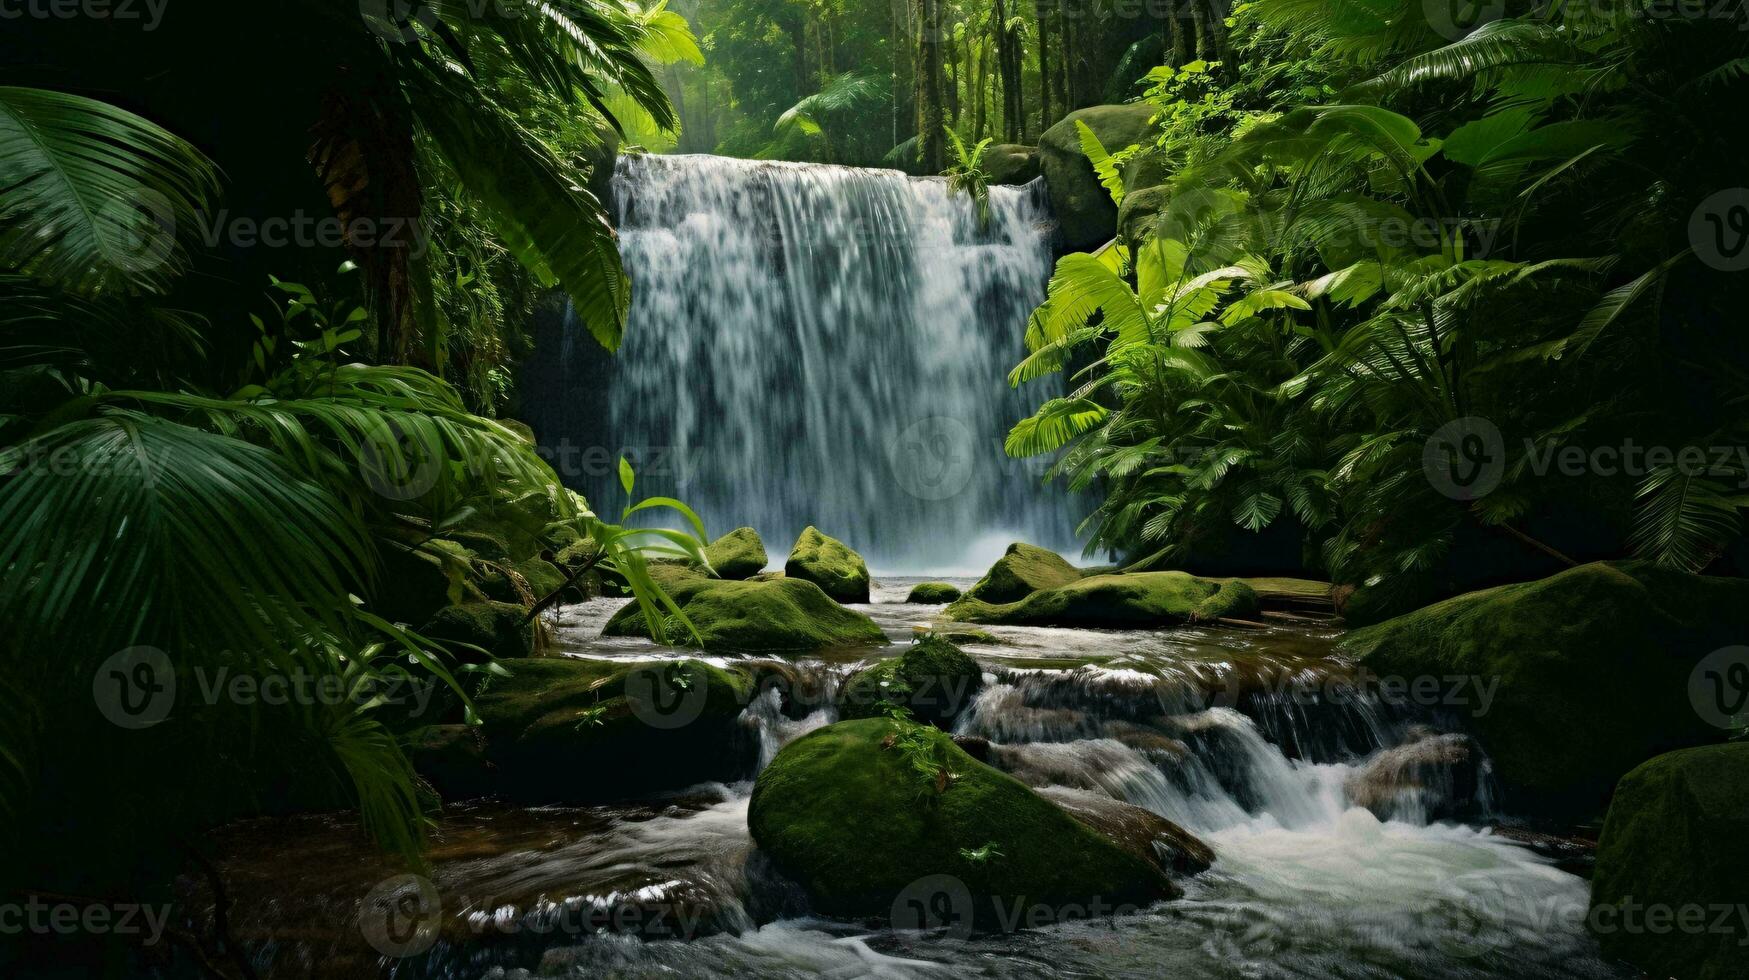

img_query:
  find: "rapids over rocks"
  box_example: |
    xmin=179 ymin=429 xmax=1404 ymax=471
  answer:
xmin=188 ymin=581 xmax=1628 ymax=979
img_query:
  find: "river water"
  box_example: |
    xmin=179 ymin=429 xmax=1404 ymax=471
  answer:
xmin=188 ymin=582 xmax=1629 ymax=979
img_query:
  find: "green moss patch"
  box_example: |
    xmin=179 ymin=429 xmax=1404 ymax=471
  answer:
xmin=946 ymin=572 xmax=1259 ymax=627
xmin=783 ymin=526 xmax=872 ymax=603
xmin=1340 ymin=561 xmax=1749 ymax=818
xmin=459 ymin=657 xmax=755 ymax=802
xmin=603 ymin=573 xmax=886 ymax=653
xmin=702 ymin=526 xmax=768 ymax=580
xmin=906 ymin=581 xmax=963 ymax=604
xmin=420 ymin=600 xmax=535 ymax=660
xmin=839 ymin=636 xmax=985 ymax=727
xmin=748 ymin=718 xmax=1176 ymax=928
xmin=1591 ymin=743 xmax=1749 ymax=980
xmin=963 ymin=542 xmax=1083 ymax=604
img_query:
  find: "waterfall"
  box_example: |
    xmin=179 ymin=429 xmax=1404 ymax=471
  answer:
xmin=546 ymin=153 xmax=1077 ymax=572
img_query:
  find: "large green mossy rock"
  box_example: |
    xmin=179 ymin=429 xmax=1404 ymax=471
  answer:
xmin=964 ymin=542 xmax=1082 ymax=604
xmin=467 ymin=658 xmax=753 ymax=801
xmin=946 ymin=572 xmax=1258 ymax=628
xmin=480 ymin=557 xmax=570 ymax=605
xmin=1591 ymin=744 xmax=1749 ymax=980
xmin=906 ymin=581 xmax=963 ymax=604
xmin=784 ymin=526 xmax=871 ymax=603
xmin=748 ymin=719 xmax=1178 ymax=927
xmin=421 ymin=600 xmax=535 ymax=660
xmin=1116 ymin=184 xmax=1171 ymax=247
xmin=603 ymin=570 xmax=887 ymax=652
xmin=839 ymin=636 xmax=984 ymax=727
xmin=985 ymin=144 xmax=1042 ymax=185
xmin=703 ymin=527 xmax=768 ymax=580
xmin=1341 ymin=562 xmax=1749 ymax=818
xmin=1039 ymin=104 xmax=1162 ymax=251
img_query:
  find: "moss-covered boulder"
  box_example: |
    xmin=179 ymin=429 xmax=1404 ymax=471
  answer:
xmin=964 ymin=542 xmax=1082 ymax=604
xmin=783 ymin=526 xmax=871 ymax=603
xmin=468 ymin=658 xmax=754 ymax=801
xmin=1590 ymin=744 xmax=1749 ymax=980
xmin=703 ymin=526 xmax=768 ymax=580
xmin=748 ymin=718 xmax=1178 ymax=928
xmin=479 ymin=557 xmax=570 ymax=605
xmin=907 ymin=581 xmax=963 ymax=604
xmin=1340 ymin=562 xmax=1749 ymax=818
xmin=985 ymin=144 xmax=1041 ymax=185
xmin=420 ymin=601 xmax=535 ymax=660
xmin=946 ymin=572 xmax=1258 ymax=628
xmin=603 ymin=571 xmax=886 ymax=652
xmin=1116 ymin=183 xmax=1171 ymax=247
xmin=839 ymin=636 xmax=985 ymax=727
xmin=1039 ymin=104 xmax=1162 ymax=251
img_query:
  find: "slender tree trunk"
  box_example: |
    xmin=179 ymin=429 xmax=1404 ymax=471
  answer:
xmin=1169 ymin=0 xmax=1193 ymax=68
xmin=1190 ymin=0 xmax=1216 ymax=63
xmin=916 ymin=0 xmax=946 ymax=172
xmin=1036 ymin=0 xmax=1055 ymax=133
xmin=945 ymin=22 xmax=962 ymax=125
xmin=972 ymin=24 xmax=988 ymax=141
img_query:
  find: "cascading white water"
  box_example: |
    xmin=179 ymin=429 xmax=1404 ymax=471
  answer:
xmin=600 ymin=154 xmax=1076 ymax=571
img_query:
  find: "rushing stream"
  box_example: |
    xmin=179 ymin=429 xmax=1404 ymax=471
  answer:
xmin=189 ymin=584 xmax=1629 ymax=979
xmin=525 ymin=155 xmax=1077 ymax=572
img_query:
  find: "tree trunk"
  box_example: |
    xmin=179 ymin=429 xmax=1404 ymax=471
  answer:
xmin=916 ymin=0 xmax=946 ymax=172
xmin=1190 ymin=0 xmax=1216 ymax=64
xmin=945 ymin=21 xmax=962 ymax=125
xmin=1169 ymin=0 xmax=1193 ymax=69
xmin=1036 ymin=0 xmax=1055 ymax=133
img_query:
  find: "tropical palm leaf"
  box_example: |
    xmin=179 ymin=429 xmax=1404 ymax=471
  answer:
xmin=1005 ymin=398 xmax=1110 ymax=457
xmin=0 ymin=87 xmax=219 ymax=295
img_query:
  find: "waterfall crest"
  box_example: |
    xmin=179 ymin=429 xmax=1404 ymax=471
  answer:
xmin=583 ymin=153 xmax=1075 ymax=571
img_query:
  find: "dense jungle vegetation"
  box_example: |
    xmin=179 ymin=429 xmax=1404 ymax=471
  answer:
xmin=2 ymin=0 xmax=1748 ymax=975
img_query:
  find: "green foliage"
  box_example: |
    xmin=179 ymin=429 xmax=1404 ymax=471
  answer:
xmin=944 ymin=127 xmax=995 ymax=227
xmin=0 ymin=73 xmax=697 ymax=889
xmin=1013 ymin=0 xmax=1749 ymax=588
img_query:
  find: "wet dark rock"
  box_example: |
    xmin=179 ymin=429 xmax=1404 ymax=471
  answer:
xmin=1344 ymin=728 xmax=1485 ymax=822
xmin=1591 ymin=743 xmax=1749 ymax=980
xmin=1038 ymin=786 xmax=1214 ymax=877
xmin=748 ymin=719 xmax=1180 ymax=929
xmin=1342 ymin=561 xmax=1749 ymax=819
xmin=783 ymin=526 xmax=872 ymax=603
xmin=839 ymin=636 xmax=985 ymax=728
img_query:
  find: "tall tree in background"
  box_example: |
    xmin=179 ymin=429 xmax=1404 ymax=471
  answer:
xmin=916 ymin=0 xmax=947 ymax=171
